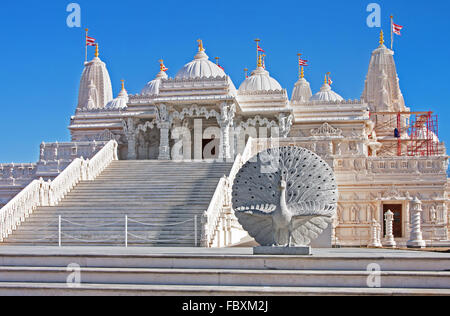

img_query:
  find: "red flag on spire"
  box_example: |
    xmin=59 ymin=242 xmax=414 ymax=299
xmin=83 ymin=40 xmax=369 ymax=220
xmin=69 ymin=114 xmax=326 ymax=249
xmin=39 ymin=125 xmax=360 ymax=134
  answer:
xmin=298 ymin=58 xmax=308 ymax=66
xmin=392 ymin=23 xmax=404 ymax=36
xmin=86 ymin=35 xmax=96 ymax=46
xmin=257 ymin=44 xmax=265 ymax=53
xmin=328 ymin=76 xmax=333 ymax=86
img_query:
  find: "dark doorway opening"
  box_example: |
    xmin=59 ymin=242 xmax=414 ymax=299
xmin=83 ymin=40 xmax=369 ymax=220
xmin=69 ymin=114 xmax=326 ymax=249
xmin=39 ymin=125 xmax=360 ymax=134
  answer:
xmin=383 ymin=204 xmax=403 ymax=238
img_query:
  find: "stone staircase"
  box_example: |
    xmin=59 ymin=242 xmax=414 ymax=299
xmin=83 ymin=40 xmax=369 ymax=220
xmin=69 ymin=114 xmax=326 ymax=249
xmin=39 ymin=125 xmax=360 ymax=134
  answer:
xmin=3 ymin=161 xmax=233 ymax=247
xmin=0 ymin=247 xmax=448 ymax=296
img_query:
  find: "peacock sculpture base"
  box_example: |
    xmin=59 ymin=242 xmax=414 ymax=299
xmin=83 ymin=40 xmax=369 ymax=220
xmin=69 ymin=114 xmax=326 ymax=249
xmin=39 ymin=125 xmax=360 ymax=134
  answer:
xmin=253 ymin=246 xmax=311 ymax=256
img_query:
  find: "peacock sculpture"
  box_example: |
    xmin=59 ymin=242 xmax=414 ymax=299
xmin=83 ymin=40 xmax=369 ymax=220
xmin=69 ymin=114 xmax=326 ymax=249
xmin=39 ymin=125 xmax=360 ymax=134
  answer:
xmin=232 ymin=146 xmax=338 ymax=247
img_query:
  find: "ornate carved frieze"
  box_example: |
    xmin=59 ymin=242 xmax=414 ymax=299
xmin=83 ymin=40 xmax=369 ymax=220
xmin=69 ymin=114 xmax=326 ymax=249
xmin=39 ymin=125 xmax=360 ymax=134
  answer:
xmin=237 ymin=116 xmax=278 ymax=130
xmin=311 ymin=123 xmax=343 ymax=137
xmin=81 ymin=129 xmax=121 ymax=142
xmin=170 ymin=105 xmax=220 ymax=123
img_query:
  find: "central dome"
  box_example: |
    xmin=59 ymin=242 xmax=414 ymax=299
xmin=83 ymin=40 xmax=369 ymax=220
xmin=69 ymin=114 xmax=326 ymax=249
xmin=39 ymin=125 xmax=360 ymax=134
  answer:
xmin=176 ymin=50 xmax=226 ymax=79
xmin=238 ymin=67 xmax=282 ymax=93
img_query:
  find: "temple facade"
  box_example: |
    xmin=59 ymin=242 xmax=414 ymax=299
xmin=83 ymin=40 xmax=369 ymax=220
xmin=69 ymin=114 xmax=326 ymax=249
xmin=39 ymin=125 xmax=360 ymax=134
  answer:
xmin=1 ymin=34 xmax=449 ymax=247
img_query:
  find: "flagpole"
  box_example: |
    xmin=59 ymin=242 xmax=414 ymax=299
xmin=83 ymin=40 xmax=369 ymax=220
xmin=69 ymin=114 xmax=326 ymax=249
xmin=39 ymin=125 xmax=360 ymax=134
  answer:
xmin=390 ymin=15 xmax=394 ymax=51
xmin=297 ymin=54 xmax=301 ymax=79
xmin=255 ymin=39 xmax=260 ymax=66
xmin=85 ymin=28 xmax=88 ymax=63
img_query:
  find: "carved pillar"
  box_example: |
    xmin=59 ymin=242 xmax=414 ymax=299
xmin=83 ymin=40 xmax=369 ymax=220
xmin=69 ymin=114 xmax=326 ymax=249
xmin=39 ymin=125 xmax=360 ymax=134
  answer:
xmin=158 ymin=122 xmax=171 ymax=160
xmin=218 ymin=102 xmax=235 ymax=160
xmin=278 ymin=113 xmax=293 ymax=138
xmin=157 ymin=104 xmax=171 ymax=161
xmin=407 ymin=197 xmax=426 ymax=248
xmin=125 ymin=118 xmax=137 ymax=160
xmin=384 ymin=210 xmax=397 ymax=248
xmin=219 ymin=123 xmax=231 ymax=160
xmin=369 ymin=218 xmax=382 ymax=248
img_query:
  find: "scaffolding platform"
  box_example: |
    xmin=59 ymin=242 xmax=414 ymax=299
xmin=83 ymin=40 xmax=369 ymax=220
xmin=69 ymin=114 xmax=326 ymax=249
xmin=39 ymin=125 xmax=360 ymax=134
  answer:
xmin=370 ymin=111 xmax=439 ymax=157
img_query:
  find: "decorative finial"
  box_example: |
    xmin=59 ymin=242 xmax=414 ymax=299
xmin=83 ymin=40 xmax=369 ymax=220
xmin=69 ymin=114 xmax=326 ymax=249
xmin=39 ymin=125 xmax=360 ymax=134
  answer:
xmin=215 ymin=57 xmax=220 ymax=65
xmin=121 ymin=79 xmax=125 ymax=91
xmin=300 ymin=67 xmax=305 ymax=79
xmin=159 ymin=59 xmax=164 ymax=71
xmin=379 ymin=29 xmax=385 ymax=46
xmin=324 ymin=74 xmax=328 ymax=85
xmin=95 ymin=43 xmax=99 ymax=57
xmin=244 ymin=68 xmax=248 ymax=79
xmin=257 ymin=54 xmax=263 ymax=68
xmin=197 ymin=39 xmax=205 ymax=52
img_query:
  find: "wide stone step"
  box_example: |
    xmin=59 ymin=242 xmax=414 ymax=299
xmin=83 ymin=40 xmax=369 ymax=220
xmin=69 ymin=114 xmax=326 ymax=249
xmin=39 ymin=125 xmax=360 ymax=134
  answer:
xmin=0 ymin=282 xmax=447 ymax=296
xmin=0 ymin=267 xmax=448 ymax=289
xmin=0 ymin=248 xmax=448 ymax=270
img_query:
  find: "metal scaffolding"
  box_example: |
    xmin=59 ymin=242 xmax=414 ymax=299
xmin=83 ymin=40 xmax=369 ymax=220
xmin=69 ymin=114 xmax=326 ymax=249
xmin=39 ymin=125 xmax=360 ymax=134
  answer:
xmin=370 ymin=111 xmax=439 ymax=157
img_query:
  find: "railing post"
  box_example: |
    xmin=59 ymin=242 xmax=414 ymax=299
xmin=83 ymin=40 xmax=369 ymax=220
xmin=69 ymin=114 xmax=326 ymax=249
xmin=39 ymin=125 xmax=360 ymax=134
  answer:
xmin=58 ymin=215 xmax=62 ymax=247
xmin=194 ymin=215 xmax=198 ymax=247
xmin=125 ymin=215 xmax=128 ymax=248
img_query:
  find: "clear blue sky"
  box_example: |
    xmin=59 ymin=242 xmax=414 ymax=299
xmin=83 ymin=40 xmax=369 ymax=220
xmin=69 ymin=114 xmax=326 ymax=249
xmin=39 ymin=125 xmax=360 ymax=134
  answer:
xmin=0 ymin=0 xmax=449 ymax=163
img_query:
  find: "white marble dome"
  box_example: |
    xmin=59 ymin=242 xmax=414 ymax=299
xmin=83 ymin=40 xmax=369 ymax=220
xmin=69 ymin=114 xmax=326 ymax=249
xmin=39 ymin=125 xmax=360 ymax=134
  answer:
xmin=141 ymin=70 xmax=168 ymax=96
xmin=176 ymin=50 xmax=226 ymax=79
xmin=310 ymin=83 xmax=344 ymax=102
xmin=106 ymin=83 xmax=128 ymax=110
xmin=238 ymin=67 xmax=282 ymax=93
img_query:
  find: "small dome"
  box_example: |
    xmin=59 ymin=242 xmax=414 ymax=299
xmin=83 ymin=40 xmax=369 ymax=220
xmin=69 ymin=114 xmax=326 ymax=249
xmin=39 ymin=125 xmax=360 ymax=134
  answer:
xmin=77 ymin=54 xmax=113 ymax=110
xmin=238 ymin=67 xmax=282 ymax=93
xmin=310 ymin=83 xmax=344 ymax=102
xmin=176 ymin=49 xmax=226 ymax=79
xmin=291 ymin=78 xmax=312 ymax=103
xmin=141 ymin=70 xmax=168 ymax=96
xmin=106 ymin=82 xmax=128 ymax=110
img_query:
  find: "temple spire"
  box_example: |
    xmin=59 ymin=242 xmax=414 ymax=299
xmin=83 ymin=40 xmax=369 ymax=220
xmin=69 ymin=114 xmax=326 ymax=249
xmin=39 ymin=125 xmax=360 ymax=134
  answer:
xmin=95 ymin=43 xmax=99 ymax=58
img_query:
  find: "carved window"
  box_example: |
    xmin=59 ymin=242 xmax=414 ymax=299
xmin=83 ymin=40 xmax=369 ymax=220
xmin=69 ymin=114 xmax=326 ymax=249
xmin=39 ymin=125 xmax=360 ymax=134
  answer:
xmin=402 ymin=162 xmax=408 ymax=169
xmin=379 ymin=162 xmax=386 ymax=169
xmin=391 ymin=162 xmax=396 ymax=169
xmin=427 ymin=161 xmax=432 ymax=168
